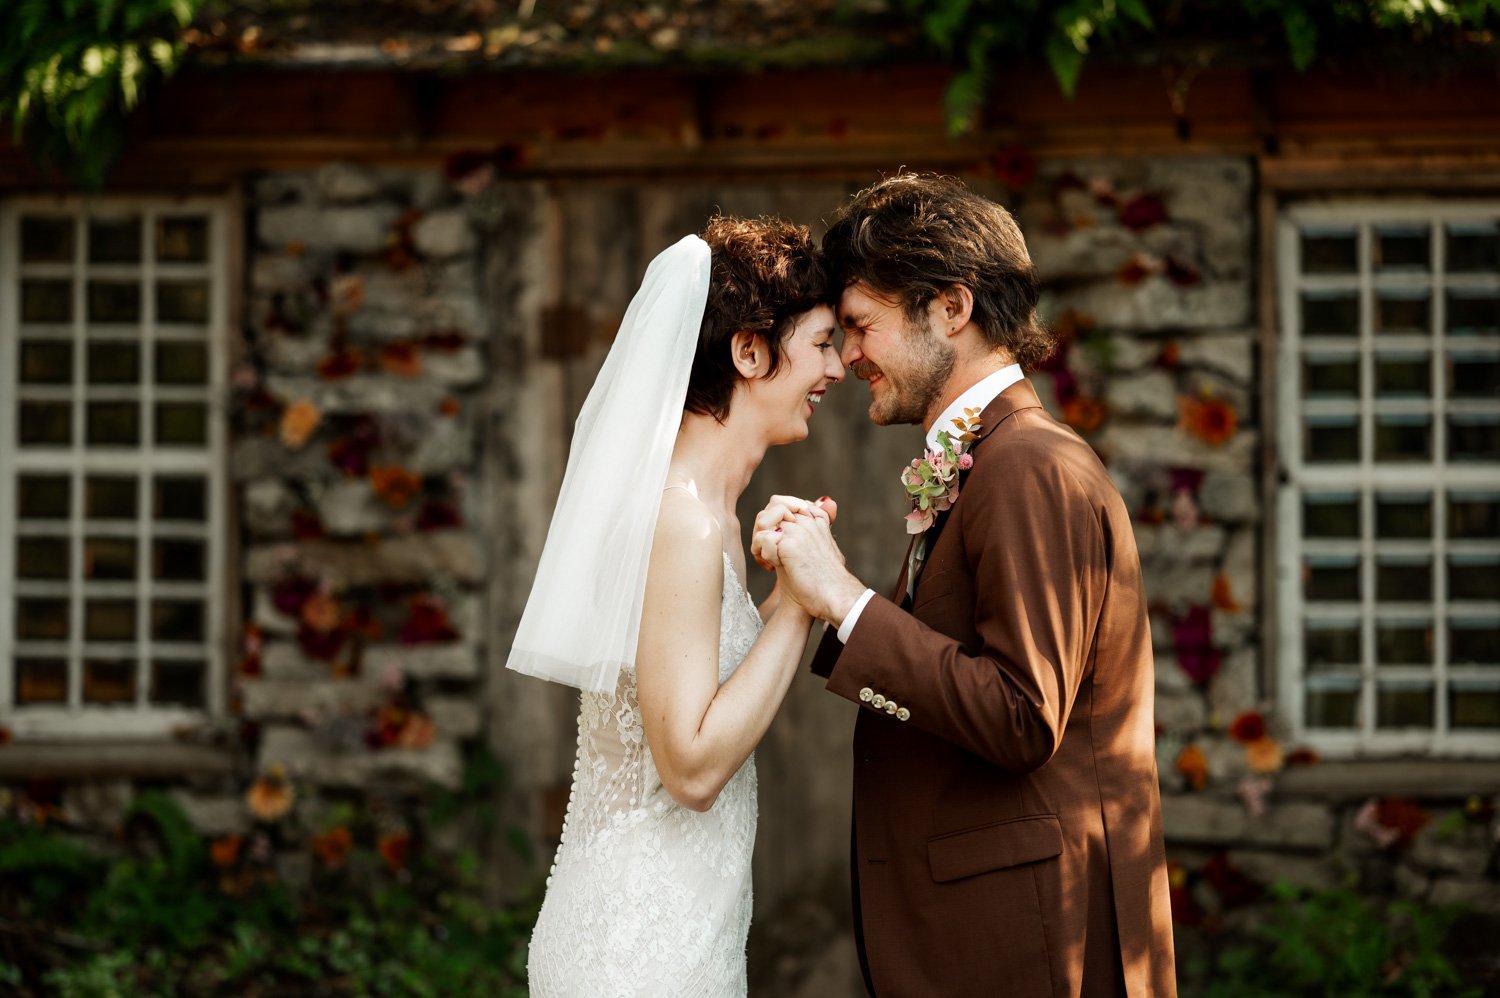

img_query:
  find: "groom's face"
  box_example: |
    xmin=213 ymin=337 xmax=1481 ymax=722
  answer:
xmin=837 ymin=282 xmax=955 ymax=427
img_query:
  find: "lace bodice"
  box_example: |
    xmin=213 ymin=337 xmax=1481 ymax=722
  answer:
xmin=528 ymin=553 xmax=763 ymax=997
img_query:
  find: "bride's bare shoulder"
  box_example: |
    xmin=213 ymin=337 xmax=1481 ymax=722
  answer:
xmin=651 ymin=489 xmax=724 ymax=577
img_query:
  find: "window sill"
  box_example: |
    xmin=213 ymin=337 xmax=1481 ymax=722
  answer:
xmin=0 ymin=741 xmax=236 ymax=780
xmin=1275 ymin=759 xmax=1500 ymax=800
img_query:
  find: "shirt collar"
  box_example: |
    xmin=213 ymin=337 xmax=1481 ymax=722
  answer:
xmin=924 ymin=364 xmax=1024 ymax=452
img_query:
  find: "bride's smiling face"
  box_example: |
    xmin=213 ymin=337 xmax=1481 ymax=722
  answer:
xmin=742 ymin=304 xmax=842 ymax=445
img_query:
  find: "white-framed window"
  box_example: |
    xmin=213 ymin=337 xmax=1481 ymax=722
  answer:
xmin=1276 ymin=201 xmax=1500 ymax=758
xmin=0 ymin=198 xmax=229 ymax=739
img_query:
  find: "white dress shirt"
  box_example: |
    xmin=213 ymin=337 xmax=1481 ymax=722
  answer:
xmin=835 ymin=364 xmax=1025 ymax=642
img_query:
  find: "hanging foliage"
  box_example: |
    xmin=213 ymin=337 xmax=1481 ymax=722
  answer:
xmin=0 ymin=0 xmax=207 ymax=187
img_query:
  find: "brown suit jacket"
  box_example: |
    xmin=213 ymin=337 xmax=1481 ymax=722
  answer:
xmin=812 ymin=379 xmax=1175 ymax=997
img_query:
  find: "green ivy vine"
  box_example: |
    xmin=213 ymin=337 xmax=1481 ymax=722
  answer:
xmin=0 ymin=0 xmax=206 ymax=188
xmin=902 ymin=0 xmax=1500 ymax=134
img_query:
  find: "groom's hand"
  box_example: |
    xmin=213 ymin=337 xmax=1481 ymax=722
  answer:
xmin=756 ymin=510 xmax=865 ymax=626
xmin=751 ymin=495 xmax=836 ymax=571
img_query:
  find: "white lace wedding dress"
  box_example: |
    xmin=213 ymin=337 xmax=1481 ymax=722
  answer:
xmin=527 ymin=553 xmax=763 ymax=997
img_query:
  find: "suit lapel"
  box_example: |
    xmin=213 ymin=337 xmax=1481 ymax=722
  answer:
xmin=907 ymin=378 xmax=1044 ymax=596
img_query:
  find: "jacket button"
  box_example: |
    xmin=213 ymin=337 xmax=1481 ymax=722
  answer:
xmin=871 ymin=694 xmax=887 ymax=709
xmin=896 ymin=707 xmax=911 ymax=722
xmin=884 ymin=700 xmax=898 ymax=715
xmin=858 ymin=687 xmax=874 ymax=702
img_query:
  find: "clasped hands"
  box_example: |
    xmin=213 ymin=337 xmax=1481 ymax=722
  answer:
xmin=751 ymin=495 xmax=867 ymax=627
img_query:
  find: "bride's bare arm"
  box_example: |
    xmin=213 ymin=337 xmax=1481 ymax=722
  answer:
xmin=636 ymin=491 xmax=813 ymax=812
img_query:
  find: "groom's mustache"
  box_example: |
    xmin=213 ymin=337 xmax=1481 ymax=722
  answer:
xmin=852 ymin=362 xmax=881 ymax=381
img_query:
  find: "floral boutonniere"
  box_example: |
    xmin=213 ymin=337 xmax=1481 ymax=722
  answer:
xmin=901 ymin=408 xmax=982 ymax=534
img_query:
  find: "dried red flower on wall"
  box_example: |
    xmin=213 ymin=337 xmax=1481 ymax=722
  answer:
xmin=317 ymin=348 xmax=362 ymax=381
xmin=1061 ymin=395 xmax=1107 ymax=435
xmin=1175 ymin=744 xmax=1209 ymax=791
xmin=378 ymin=832 xmax=413 ymax=873
xmin=399 ymin=595 xmax=459 ymax=645
xmin=211 ymin=834 xmax=244 ymax=869
xmin=379 ymin=342 xmax=423 ymax=377
xmin=272 ymin=576 xmax=316 ymax=617
xmin=371 ymin=465 xmax=423 ymax=508
xmin=1210 ymin=573 xmax=1242 ymax=612
xmin=992 ymin=144 xmax=1037 ymax=190
xmin=1179 ymin=394 xmax=1238 ymax=447
xmin=1172 ymin=605 xmax=1221 ymax=686
xmin=1374 ymin=797 xmax=1431 ymax=847
xmin=416 ymin=499 xmax=462 ymax=532
xmin=1200 ymin=853 xmax=1262 ymax=908
xmin=1119 ymin=193 xmax=1169 ymax=231
xmin=1228 ymin=710 xmax=1266 ymax=744
xmin=310 ymin=826 xmax=353 ymax=868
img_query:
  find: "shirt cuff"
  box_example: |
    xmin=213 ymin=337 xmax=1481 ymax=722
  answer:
xmin=836 ymin=589 xmax=877 ymax=643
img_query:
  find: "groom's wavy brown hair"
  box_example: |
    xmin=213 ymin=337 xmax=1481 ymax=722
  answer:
xmin=686 ymin=215 xmax=833 ymax=421
xmin=822 ymin=173 xmax=1055 ymax=370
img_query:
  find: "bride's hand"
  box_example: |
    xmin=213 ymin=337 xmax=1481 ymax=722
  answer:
xmin=751 ymin=495 xmax=836 ymax=571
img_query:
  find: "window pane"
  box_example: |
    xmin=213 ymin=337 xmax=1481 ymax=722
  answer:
xmin=1450 ymin=556 xmax=1500 ymax=602
xmin=1375 ymin=225 xmax=1430 ymax=271
xmin=15 ymin=657 xmax=68 ymax=704
xmin=18 ymin=402 xmax=72 ymax=446
xmin=86 ymin=476 xmax=137 ymax=519
xmin=1302 ymin=355 xmax=1359 ymax=399
xmin=155 ymin=402 xmax=207 ymax=445
xmin=155 ymin=476 xmax=207 ymax=521
xmin=1306 ymin=416 xmax=1359 ymax=462
xmin=1448 ymin=415 xmax=1499 ymax=462
xmin=1374 ymin=415 xmax=1431 ymax=462
xmin=21 ymin=217 xmax=75 ymax=263
xmin=1376 ymin=684 xmax=1432 ymax=728
xmin=88 ymin=217 xmax=142 ymax=264
xmin=156 ymin=217 xmax=208 ymax=263
xmin=1450 ymin=686 xmax=1500 ymax=728
xmin=1447 ymin=291 xmax=1500 ymax=335
xmin=156 ymin=281 xmax=209 ymax=323
xmin=1377 ymin=620 xmax=1430 ymax=665
xmin=1450 ymin=352 xmax=1499 ymax=399
xmin=156 ymin=341 xmax=208 ymax=385
xmin=1305 ymin=621 xmax=1361 ymax=668
xmin=1374 ymin=353 xmax=1430 ymax=399
xmin=1302 ymin=292 xmax=1359 ymax=337
xmin=18 ymin=476 xmax=70 ymax=519
xmin=83 ymin=537 xmax=136 ymax=581
xmin=16 ymin=538 xmax=70 ymax=580
xmin=153 ymin=538 xmax=205 ymax=581
xmin=1304 ymin=493 xmax=1360 ymax=537
xmin=21 ymin=279 xmax=72 ymax=322
xmin=1377 ymin=557 xmax=1431 ymax=602
xmin=85 ymin=600 xmax=136 ymax=641
xmin=83 ymin=658 xmax=135 ymax=703
xmin=1449 ymin=620 xmax=1499 ymax=665
xmin=1446 ymin=222 xmax=1499 ymax=273
xmin=1306 ymin=557 xmax=1360 ymax=601
xmin=20 ymin=341 xmax=73 ymax=384
xmin=1300 ymin=226 xmax=1358 ymax=273
xmin=88 ymin=281 xmax=141 ymax=323
xmin=1449 ymin=493 xmax=1499 ymax=538
xmin=86 ymin=401 xmax=139 ymax=446
xmin=1375 ymin=494 xmax=1431 ymax=539
xmin=1376 ymin=291 xmax=1430 ymax=335
xmin=152 ymin=660 xmax=204 ymax=707
xmin=152 ymin=599 xmax=204 ymax=642
xmin=1305 ymin=684 xmax=1359 ymax=728
xmin=16 ymin=598 xmax=70 ymax=640
xmin=87 ymin=342 xmax=140 ymax=385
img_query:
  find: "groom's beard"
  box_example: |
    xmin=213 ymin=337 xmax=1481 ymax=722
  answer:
xmin=865 ymin=324 xmax=956 ymax=426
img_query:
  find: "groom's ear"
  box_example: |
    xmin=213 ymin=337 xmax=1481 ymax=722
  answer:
xmin=730 ymin=330 xmax=769 ymax=378
xmin=935 ymin=285 xmax=975 ymax=337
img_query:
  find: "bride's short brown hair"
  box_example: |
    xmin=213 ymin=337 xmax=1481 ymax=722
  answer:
xmin=686 ymin=215 xmax=832 ymax=421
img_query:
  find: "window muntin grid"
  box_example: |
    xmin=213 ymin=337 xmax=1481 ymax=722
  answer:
xmin=0 ymin=200 xmax=227 ymax=738
xmin=1278 ymin=204 xmax=1500 ymax=757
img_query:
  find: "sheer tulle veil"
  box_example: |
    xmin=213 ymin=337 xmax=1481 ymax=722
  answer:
xmin=505 ymin=235 xmax=711 ymax=692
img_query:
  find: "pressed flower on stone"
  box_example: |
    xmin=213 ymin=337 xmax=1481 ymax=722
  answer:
xmin=371 ymin=465 xmax=423 ymax=508
xmin=246 ymin=766 xmax=294 ymax=822
xmin=278 ymin=399 xmax=321 ymax=450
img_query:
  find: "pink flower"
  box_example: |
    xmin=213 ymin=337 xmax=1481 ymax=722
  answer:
xmin=958 ymin=453 xmax=974 ymax=470
xmin=905 ymin=508 xmax=934 ymax=534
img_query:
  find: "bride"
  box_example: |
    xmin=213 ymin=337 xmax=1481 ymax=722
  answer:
xmin=510 ymin=216 xmax=844 ymax=996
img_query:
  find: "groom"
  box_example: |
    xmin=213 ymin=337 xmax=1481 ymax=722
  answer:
xmin=757 ymin=175 xmax=1175 ymax=997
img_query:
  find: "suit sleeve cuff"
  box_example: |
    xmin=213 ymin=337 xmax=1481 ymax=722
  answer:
xmin=836 ymin=589 xmax=877 ymax=643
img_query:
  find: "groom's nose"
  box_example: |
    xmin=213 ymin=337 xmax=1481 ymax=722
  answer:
xmin=839 ymin=335 xmax=862 ymax=369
